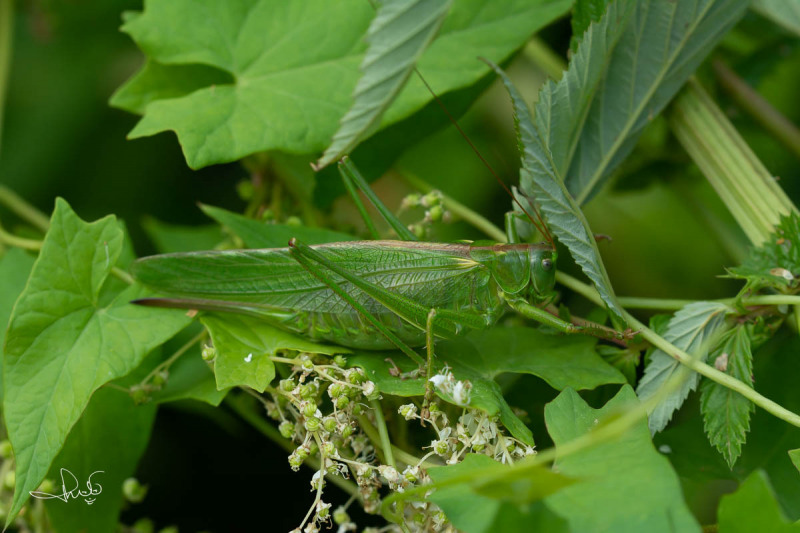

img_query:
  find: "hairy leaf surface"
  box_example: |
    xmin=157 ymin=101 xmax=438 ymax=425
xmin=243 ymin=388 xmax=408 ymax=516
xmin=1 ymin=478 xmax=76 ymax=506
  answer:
xmin=491 ymin=62 xmax=627 ymax=326
xmin=637 ymin=301 xmax=733 ymax=434
xmin=700 ymin=326 xmax=754 ymax=468
xmin=316 ymin=0 xmax=452 ymax=168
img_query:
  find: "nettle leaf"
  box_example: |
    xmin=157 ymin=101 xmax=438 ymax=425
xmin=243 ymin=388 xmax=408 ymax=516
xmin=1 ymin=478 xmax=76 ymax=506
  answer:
xmin=200 ymin=204 xmax=355 ymax=248
xmin=2 ymin=199 xmax=191 ymax=524
xmin=543 ymin=387 xmax=699 ymax=532
xmin=44 ymin=388 xmax=156 ymax=533
xmin=490 ymin=61 xmax=627 ymax=326
xmin=717 ymin=470 xmax=800 ymax=532
xmin=316 ymin=0 xmax=452 ymax=169
xmin=569 ymin=0 xmax=612 ymax=53
xmin=636 ymin=301 xmax=733 ymax=434
xmin=200 ymin=314 xmax=347 ymax=392
xmin=700 ymin=325 xmax=755 ymax=468
xmin=427 ymin=454 xmax=572 ymax=533
xmin=727 ymin=212 xmax=800 ymax=291
xmin=752 ymin=0 xmax=800 ymax=37
xmin=351 ymin=327 xmax=625 ymax=446
xmin=564 ymin=0 xmax=748 ymax=203
xmin=113 ymin=0 xmax=571 ymax=168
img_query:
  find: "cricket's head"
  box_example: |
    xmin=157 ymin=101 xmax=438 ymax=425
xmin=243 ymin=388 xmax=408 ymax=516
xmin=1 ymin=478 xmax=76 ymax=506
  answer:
xmin=529 ymin=246 xmax=556 ymax=298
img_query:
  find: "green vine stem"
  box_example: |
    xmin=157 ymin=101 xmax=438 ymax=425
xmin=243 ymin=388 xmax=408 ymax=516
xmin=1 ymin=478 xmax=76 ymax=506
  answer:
xmin=370 ymin=399 xmax=395 ymax=469
xmin=0 ymin=185 xmax=51 ymax=232
xmin=713 ymin=60 xmax=800 ymax=161
xmin=619 ymin=294 xmax=800 ymax=310
xmin=557 ymin=271 xmax=800 ymax=428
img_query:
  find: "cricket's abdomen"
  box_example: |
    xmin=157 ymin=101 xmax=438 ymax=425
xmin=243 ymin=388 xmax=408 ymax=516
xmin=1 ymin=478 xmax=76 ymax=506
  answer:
xmin=132 ymin=241 xmax=503 ymax=349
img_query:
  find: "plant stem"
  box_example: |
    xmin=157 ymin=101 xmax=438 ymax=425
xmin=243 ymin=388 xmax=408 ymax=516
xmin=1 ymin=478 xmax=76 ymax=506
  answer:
xmin=618 ymin=294 xmax=800 ymax=310
xmin=370 ymin=399 xmax=395 ymax=469
xmin=713 ymin=60 xmax=800 ymax=161
xmin=225 ymin=394 xmax=360 ymax=498
xmin=557 ymin=271 xmax=800 ymax=428
xmin=0 ymin=220 xmax=41 ymax=251
xmin=356 ymin=414 xmax=431 ymax=468
xmin=141 ymin=330 xmax=206 ymax=386
xmin=523 ymin=37 xmax=567 ymax=80
xmin=0 ymin=185 xmax=50 ymax=232
xmin=0 ymin=0 xmax=12 ymax=155
xmin=396 ymin=171 xmax=507 ymax=243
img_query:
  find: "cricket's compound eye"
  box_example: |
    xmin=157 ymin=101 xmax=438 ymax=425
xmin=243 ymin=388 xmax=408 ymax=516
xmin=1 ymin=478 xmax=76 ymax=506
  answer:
xmin=541 ymin=258 xmax=553 ymax=271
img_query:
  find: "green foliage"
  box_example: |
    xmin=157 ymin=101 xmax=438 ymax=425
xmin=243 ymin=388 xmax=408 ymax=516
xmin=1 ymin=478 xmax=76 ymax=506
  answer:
xmin=728 ymin=212 xmax=800 ymax=291
xmin=4 ymin=0 xmax=800 ymax=530
xmin=490 ymin=60 xmax=627 ymax=327
xmin=637 ymin=301 xmax=733 ymax=434
xmin=201 ymin=313 xmax=346 ymax=391
xmin=352 ymin=327 xmax=625 ymax=445
xmin=700 ymin=325 xmax=755 ymax=468
xmin=43 ymin=388 xmax=156 ymax=533
xmin=315 ymin=0 xmax=452 ymax=168
xmin=717 ymin=470 xmax=800 ymax=532
xmin=427 ymin=454 xmax=573 ymax=533
xmin=113 ymin=0 xmax=571 ymax=169
xmin=541 ymin=387 xmax=699 ymax=532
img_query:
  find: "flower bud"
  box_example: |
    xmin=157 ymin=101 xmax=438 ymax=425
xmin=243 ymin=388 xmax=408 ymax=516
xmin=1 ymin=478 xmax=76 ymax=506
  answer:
xmin=201 ymin=344 xmax=216 ymax=361
xmin=123 ymin=477 xmax=148 ymax=503
xmin=305 ymin=416 xmax=321 ymax=432
xmin=322 ymin=417 xmax=337 ymax=433
xmin=280 ymin=378 xmax=296 ymax=392
xmin=335 ymin=396 xmax=350 ymax=410
xmin=333 ymin=355 xmax=347 ymax=368
xmin=279 ymin=421 xmax=295 ymax=439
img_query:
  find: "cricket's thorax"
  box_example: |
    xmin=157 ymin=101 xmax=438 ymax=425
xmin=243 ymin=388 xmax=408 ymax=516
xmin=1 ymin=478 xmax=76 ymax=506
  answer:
xmin=133 ymin=241 xmax=513 ymax=350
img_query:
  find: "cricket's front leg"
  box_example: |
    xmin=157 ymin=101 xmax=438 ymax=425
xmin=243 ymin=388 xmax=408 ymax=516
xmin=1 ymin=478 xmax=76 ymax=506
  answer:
xmin=421 ymin=308 xmax=438 ymax=422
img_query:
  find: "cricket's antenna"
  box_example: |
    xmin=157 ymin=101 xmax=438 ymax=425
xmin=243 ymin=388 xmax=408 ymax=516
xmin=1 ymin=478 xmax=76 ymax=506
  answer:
xmin=412 ymin=67 xmax=555 ymax=248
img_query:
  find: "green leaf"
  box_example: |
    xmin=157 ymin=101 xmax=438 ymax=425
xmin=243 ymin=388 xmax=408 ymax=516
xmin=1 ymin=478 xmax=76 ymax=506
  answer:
xmin=564 ymin=0 xmax=749 ymax=203
xmin=427 ymin=454 xmax=571 ymax=533
xmin=636 ymin=301 xmax=733 ymax=434
xmin=700 ymin=325 xmax=755 ymax=468
xmin=727 ymin=212 xmax=800 ymax=291
xmin=791 ymin=449 xmax=800 ymax=475
xmin=43 ymin=388 xmax=156 ymax=533
xmin=199 ymin=204 xmax=356 ymax=248
xmin=2 ymin=199 xmax=191 ymax=525
xmin=752 ymin=0 xmax=800 ymax=37
xmin=489 ymin=60 xmax=627 ymax=326
xmin=141 ymin=215 xmax=225 ymax=253
xmin=109 ymin=60 xmax=233 ymax=115
xmin=115 ymin=0 xmax=571 ymax=168
xmin=543 ymin=387 xmax=700 ymax=532
xmin=0 ymin=248 xmax=35 ymax=401
xmin=569 ymin=0 xmax=612 ymax=52
xmin=717 ymin=470 xmax=800 ymax=532
xmin=351 ymin=327 xmax=625 ymax=445
xmin=315 ymin=0 xmax=452 ymax=169
xmin=200 ymin=313 xmax=347 ymax=392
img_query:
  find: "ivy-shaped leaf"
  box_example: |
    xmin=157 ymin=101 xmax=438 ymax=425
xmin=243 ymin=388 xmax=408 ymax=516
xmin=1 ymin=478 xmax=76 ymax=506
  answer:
xmin=316 ymin=0 xmax=452 ymax=169
xmin=700 ymin=325 xmax=755 ymax=468
xmin=113 ymin=0 xmax=571 ymax=169
xmin=3 ymin=199 xmax=191 ymax=525
xmin=717 ymin=470 xmax=800 ymax=532
xmin=351 ymin=327 xmax=625 ymax=446
xmin=201 ymin=313 xmax=347 ymax=392
xmin=636 ymin=301 xmax=733 ymax=434
xmin=543 ymin=387 xmax=699 ymax=532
